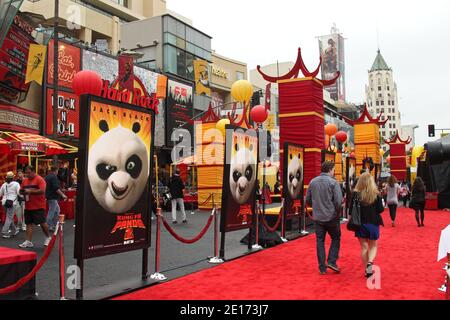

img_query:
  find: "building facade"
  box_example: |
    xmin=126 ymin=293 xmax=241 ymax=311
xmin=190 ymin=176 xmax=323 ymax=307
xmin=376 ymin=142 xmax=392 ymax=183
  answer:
xmin=365 ymin=50 xmax=401 ymax=151
xmin=19 ymin=0 xmax=167 ymax=54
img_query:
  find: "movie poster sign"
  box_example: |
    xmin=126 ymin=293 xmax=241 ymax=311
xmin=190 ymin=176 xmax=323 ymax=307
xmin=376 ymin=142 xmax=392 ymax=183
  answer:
xmin=75 ymin=95 xmax=155 ymax=259
xmin=166 ymin=79 xmax=193 ymax=147
xmin=318 ymin=33 xmax=345 ymax=101
xmin=283 ymin=143 xmax=305 ymax=216
xmin=47 ymin=39 xmax=80 ymax=89
xmin=194 ymin=59 xmax=211 ymax=96
xmin=45 ymin=89 xmax=79 ymax=138
xmin=220 ymin=125 xmax=258 ymax=232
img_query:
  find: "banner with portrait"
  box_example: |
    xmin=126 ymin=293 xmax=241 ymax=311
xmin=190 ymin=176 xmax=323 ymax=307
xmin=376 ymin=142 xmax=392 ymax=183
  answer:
xmin=194 ymin=59 xmax=211 ymax=96
xmin=318 ymin=34 xmax=345 ymax=101
xmin=75 ymin=95 xmax=155 ymax=259
xmin=283 ymin=143 xmax=305 ymax=216
xmin=220 ymin=125 xmax=258 ymax=233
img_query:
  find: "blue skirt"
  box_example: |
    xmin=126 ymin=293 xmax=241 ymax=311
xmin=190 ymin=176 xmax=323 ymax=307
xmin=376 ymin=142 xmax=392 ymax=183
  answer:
xmin=355 ymin=223 xmax=380 ymax=240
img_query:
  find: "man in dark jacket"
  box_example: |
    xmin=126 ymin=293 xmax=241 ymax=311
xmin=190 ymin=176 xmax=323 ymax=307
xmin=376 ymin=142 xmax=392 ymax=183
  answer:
xmin=306 ymin=161 xmax=343 ymax=275
xmin=168 ymin=170 xmax=186 ymax=224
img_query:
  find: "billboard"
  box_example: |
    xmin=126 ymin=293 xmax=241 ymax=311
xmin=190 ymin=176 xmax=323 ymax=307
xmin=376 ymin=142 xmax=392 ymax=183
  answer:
xmin=318 ymin=33 xmax=345 ymax=101
xmin=0 ymin=17 xmax=36 ymax=101
xmin=45 ymin=89 xmax=79 ymax=138
xmin=194 ymin=59 xmax=211 ymax=96
xmin=166 ymin=79 xmax=193 ymax=147
xmin=75 ymin=95 xmax=155 ymax=259
xmin=283 ymin=143 xmax=305 ymax=216
xmin=220 ymin=125 xmax=258 ymax=232
xmin=47 ymin=39 xmax=81 ymax=89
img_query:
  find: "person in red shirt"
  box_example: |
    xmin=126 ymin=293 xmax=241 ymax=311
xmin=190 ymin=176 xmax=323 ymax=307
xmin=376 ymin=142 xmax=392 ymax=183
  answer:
xmin=18 ymin=166 xmax=51 ymax=248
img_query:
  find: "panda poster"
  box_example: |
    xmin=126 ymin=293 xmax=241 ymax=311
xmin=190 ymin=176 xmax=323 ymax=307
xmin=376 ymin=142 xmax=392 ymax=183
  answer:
xmin=220 ymin=125 xmax=258 ymax=233
xmin=75 ymin=95 xmax=155 ymax=259
xmin=283 ymin=143 xmax=305 ymax=216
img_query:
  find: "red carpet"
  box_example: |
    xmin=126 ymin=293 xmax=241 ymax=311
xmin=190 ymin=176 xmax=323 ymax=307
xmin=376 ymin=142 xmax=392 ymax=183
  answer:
xmin=115 ymin=208 xmax=449 ymax=300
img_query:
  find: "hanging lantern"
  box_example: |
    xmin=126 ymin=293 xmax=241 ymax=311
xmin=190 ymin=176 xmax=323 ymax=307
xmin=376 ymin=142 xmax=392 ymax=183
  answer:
xmin=215 ymin=119 xmax=230 ymax=136
xmin=324 ymin=123 xmax=338 ymax=137
xmin=72 ymin=70 xmax=103 ymax=96
xmin=231 ymin=80 xmax=253 ymax=103
xmin=335 ymin=131 xmax=348 ymax=143
xmin=250 ymin=105 xmax=268 ymax=124
xmin=386 ymin=156 xmax=391 ymax=164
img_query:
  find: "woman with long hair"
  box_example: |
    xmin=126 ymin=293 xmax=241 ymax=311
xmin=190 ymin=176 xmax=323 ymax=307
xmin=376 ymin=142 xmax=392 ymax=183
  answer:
xmin=410 ymin=177 xmax=426 ymax=227
xmin=352 ymin=172 xmax=385 ymax=277
xmin=384 ymin=175 xmax=400 ymax=227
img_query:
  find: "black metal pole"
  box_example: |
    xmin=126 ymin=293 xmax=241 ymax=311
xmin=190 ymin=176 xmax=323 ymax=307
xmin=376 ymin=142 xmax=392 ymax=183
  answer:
xmin=76 ymin=259 xmax=83 ymax=300
xmin=52 ymin=0 xmax=59 ymax=167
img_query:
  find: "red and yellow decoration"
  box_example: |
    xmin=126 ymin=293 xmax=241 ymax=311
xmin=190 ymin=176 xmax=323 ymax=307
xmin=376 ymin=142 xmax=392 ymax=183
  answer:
xmin=383 ymin=130 xmax=412 ymax=181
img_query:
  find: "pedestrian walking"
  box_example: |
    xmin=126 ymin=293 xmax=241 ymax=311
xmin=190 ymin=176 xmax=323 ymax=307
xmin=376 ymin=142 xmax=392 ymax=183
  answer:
xmin=351 ymin=172 xmax=385 ymax=277
xmin=399 ymin=181 xmax=410 ymax=207
xmin=45 ymin=166 xmax=68 ymax=232
xmin=0 ymin=172 xmax=21 ymax=238
xmin=15 ymin=169 xmax=26 ymax=231
xmin=306 ymin=161 xmax=343 ymax=275
xmin=18 ymin=166 xmax=51 ymax=248
xmin=410 ymin=177 xmax=426 ymax=227
xmin=384 ymin=175 xmax=400 ymax=227
xmin=168 ymin=170 xmax=187 ymax=224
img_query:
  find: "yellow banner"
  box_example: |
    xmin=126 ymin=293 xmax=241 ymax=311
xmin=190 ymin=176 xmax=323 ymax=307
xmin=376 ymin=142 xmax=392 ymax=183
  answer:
xmin=25 ymin=44 xmax=47 ymax=85
xmin=194 ymin=59 xmax=211 ymax=96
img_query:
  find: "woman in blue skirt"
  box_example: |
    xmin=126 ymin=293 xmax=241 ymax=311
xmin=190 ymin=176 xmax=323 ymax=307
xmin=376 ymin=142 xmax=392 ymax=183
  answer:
xmin=351 ymin=172 xmax=385 ymax=277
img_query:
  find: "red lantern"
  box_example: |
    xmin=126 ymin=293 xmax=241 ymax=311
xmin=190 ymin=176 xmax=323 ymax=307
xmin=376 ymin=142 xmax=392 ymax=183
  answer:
xmin=335 ymin=131 xmax=348 ymax=143
xmin=324 ymin=123 xmax=338 ymax=136
xmin=349 ymin=152 xmax=356 ymax=158
xmin=386 ymin=156 xmax=391 ymax=164
xmin=72 ymin=70 xmax=103 ymax=96
xmin=250 ymin=105 xmax=268 ymax=124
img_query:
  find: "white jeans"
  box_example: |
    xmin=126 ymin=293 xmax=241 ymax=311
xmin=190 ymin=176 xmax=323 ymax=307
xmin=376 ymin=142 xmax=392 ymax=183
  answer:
xmin=171 ymin=198 xmax=186 ymax=222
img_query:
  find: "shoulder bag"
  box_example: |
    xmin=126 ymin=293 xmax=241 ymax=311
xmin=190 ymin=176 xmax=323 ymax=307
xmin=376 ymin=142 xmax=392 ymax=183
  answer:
xmin=347 ymin=192 xmax=362 ymax=231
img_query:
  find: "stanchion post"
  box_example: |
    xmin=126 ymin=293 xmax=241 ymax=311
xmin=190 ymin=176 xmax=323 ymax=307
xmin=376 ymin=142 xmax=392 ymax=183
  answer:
xmin=301 ymin=206 xmax=309 ymax=235
xmin=208 ymin=200 xmax=224 ymax=264
xmin=150 ymin=208 xmax=167 ymax=281
xmin=58 ymin=214 xmax=67 ymax=300
xmin=280 ymin=199 xmax=287 ymax=242
xmin=252 ymin=201 xmax=263 ymax=250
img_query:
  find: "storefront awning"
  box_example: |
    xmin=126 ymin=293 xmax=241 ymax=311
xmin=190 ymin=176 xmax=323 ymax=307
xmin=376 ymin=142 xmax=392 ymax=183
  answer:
xmin=0 ymin=132 xmax=78 ymax=155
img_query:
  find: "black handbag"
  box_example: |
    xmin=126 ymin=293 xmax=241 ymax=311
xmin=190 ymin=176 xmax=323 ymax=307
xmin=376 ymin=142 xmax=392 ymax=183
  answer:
xmin=347 ymin=193 xmax=362 ymax=231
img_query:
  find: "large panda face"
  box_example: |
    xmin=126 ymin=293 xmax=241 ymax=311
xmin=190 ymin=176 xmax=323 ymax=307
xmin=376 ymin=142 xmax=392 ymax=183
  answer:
xmin=229 ymin=142 xmax=256 ymax=205
xmin=88 ymin=121 xmax=149 ymax=214
xmin=287 ymin=152 xmax=303 ymax=199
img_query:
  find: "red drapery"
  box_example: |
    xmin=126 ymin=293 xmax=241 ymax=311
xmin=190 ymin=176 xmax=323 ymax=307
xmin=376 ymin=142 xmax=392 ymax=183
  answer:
xmin=278 ymin=79 xmax=324 ymax=187
xmin=389 ymin=143 xmax=407 ymax=180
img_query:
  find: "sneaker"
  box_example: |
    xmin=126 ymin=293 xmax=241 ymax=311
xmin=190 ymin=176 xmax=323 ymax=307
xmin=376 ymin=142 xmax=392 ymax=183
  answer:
xmin=327 ymin=263 xmax=341 ymax=273
xmin=21 ymin=226 xmax=27 ymax=231
xmin=2 ymin=233 xmax=11 ymax=239
xmin=13 ymin=230 xmax=19 ymax=236
xmin=182 ymin=219 xmax=187 ymax=224
xmin=319 ymin=270 xmax=327 ymax=275
xmin=172 ymin=221 xmax=178 ymax=224
xmin=19 ymin=240 xmax=34 ymax=248
xmin=365 ymin=262 xmax=373 ymax=277
xmin=44 ymin=237 xmax=52 ymax=247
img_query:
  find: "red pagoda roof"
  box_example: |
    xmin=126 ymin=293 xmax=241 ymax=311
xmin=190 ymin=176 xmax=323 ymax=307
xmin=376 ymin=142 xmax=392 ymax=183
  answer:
xmin=383 ymin=130 xmax=412 ymax=145
xmin=257 ymin=48 xmax=340 ymax=86
xmin=350 ymin=104 xmax=388 ymax=126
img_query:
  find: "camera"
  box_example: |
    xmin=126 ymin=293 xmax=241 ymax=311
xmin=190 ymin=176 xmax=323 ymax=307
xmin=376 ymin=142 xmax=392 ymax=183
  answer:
xmin=425 ymin=141 xmax=450 ymax=165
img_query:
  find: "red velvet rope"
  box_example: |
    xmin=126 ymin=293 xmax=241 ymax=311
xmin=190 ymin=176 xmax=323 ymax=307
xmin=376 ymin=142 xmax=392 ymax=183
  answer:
xmin=196 ymin=194 xmax=214 ymax=207
xmin=161 ymin=213 xmax=214 ymax=244
xmin=261 ymin=208 xmax=283 ymax=233
xmin=0 ymin=230 xmax=58 ymax=295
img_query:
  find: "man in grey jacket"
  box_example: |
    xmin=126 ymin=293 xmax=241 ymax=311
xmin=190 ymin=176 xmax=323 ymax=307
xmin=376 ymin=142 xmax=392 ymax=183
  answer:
xmin=306 ymin=161 xmax=343 ymax=275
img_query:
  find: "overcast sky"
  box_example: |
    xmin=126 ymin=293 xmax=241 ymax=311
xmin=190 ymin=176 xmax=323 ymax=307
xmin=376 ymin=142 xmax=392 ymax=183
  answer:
xmin=167 ymin=0 xmax=450 ymax=146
